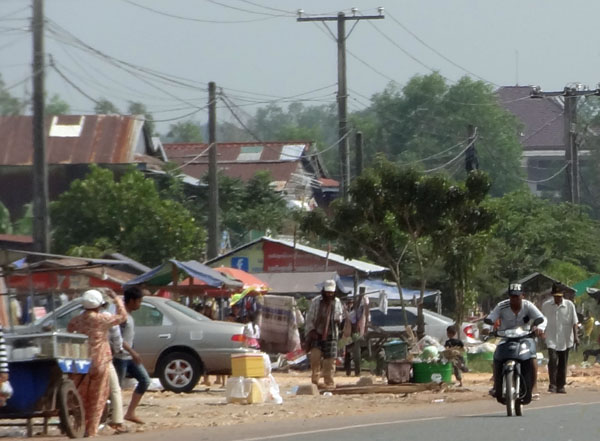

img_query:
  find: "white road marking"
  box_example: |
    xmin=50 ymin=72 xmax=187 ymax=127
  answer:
xmin=464 ymin=400 xmax=600 ymax=417
xmin=229 ymin=416 xmax=446 ymax=441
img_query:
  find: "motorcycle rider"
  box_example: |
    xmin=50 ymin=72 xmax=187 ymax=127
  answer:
xmin=484 ymin=283 xmax=546 ymax=399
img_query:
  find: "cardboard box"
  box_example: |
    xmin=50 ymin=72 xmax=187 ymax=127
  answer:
xmin=231 ymin=353 xmax=267 ymax=378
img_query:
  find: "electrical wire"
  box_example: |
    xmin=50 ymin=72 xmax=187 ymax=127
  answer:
xmin=423 ymin=132 xmax=477 ymax=173
xmin=237 ymin=1 xmax=296 ymax=15
xmin=400 ymin=141 xmax=467 ymax=166
xmin=205 ymin=0 xmax=291 ymax=17
xmin=121 ymin=0 xmax=286 ymax=23
xmin=220 ymin=91 xmax=353 ymax=159
xmin=520 ymin=162 xmax=569 ymax=184
xmin=386 ymin=11 xmax=498 ymax=87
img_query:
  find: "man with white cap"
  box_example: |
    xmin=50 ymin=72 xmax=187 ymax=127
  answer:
xmin=305 ymin=279 xmax=343 ymax=389
xmin=541 ymin=283 xmax=579 ymax=393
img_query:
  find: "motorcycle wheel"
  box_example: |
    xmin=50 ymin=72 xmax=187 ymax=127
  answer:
xmin=504 ymin=371 xmax=515 ymax=416
xmin=514 ymin=371 xmax=522 ymax=416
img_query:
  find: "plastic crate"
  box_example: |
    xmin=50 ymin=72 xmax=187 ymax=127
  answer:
xmin=382 ymin=340 xmax=407 ymax=361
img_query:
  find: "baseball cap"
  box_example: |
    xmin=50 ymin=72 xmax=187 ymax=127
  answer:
xmin=323 ymin=279 xmax=337 ymax=293
xmin=508 ymin=283 xmax=523 ymax=296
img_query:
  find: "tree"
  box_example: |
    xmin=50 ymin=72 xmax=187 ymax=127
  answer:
xmin=0 ymin=201 xmax=12 ymax=234
xmin=128 ymin=101 xmax=155 ymax=136
xmin=356 ymin=73 xmax=525 ymax=196
xmin=94 ymin=98 xmax=119 ymax=114
xmin=166 ymin=120 xmax=203 ymax=143
xmin=51 ymin=165 xmax=205 ymax=266
xmin=45 ymin=94 xmax=70 ymax=115
xmin=0 ymin=74 xmax=25 ymax=115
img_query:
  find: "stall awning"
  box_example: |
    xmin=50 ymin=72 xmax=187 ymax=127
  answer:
xmin=340 ymin=277 xmax=440 ymax=301
xmin=214 ymin=267 xmax=268 ymax=291
xmin=124 ymin=259 xmax=242 ymax=289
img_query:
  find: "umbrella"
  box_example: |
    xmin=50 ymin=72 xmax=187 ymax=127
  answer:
xmin=214 ymin=267 xmax=269 ymax=292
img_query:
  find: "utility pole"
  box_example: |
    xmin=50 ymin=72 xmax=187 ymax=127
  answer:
xmin=531 ymin=85 xmax=599 ymax=204
xmin=298 ymin=8 xmax=384 ymax=199
xmin=355 ymin=131 xmax=363 ymax=177
xmin=207 ymin=82 xmax=219 ymax=259
xmin=32 ymin=0 xmax=49 ymax=253
xmin=465 ymin=124 xmax=478 ymax=172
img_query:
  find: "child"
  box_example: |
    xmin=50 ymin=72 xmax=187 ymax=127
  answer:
xmin=444 ymin=325 xmax=468 ymax=387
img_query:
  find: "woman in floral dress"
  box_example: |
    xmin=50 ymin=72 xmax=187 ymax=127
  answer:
xmin=68 ymin=289 xmax=127 ymax=437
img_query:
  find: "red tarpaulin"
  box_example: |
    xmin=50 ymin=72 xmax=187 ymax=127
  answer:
xmin=214 ymin=267 xmax=268 ymax=292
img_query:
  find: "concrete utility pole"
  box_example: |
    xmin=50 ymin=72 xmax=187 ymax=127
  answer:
xmin=298 ymin=8 xmax=384 ymax=199
xmin=531 ymin=85 xmax=599 ymax=204
xmin=207 ymin=82 xmax=219 ymax=259
xmin=355 ymin=131 xmax=363 ymax=177
xmin=32 ymin=0 xmax=49 ymax=253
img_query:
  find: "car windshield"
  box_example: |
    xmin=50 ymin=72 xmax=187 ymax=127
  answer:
xmin=166 ymin=301 xmax=210 ymax=322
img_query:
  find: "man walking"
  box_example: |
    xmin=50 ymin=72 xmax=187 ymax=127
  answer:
xmin=305 ymin=280 xmax=343 ymax=389
xmin=542 ymin=283 xmax=579 ymax=394
xmin=113 ymin=286 xmax=151 ymax=424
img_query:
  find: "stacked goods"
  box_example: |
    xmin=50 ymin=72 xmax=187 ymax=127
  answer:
xmin=226 ymin=353 xmax=282 ymax=404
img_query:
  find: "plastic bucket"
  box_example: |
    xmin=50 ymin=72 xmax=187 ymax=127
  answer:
xmin=412 ymin=362 xmax=452 ymax=383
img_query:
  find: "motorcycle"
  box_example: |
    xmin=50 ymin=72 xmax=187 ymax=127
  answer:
xmin=484 ymin=317 xmax=543 ymax=417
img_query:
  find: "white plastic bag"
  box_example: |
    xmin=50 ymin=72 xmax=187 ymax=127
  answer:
xmin=225 ymin=376 xmax=249 ymax=403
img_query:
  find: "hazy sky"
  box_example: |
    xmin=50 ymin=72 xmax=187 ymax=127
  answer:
xmin=2 ymin=0 xmax=600 ymax=133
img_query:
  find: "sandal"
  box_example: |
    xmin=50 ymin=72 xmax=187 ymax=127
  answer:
xmin=125 ymin=416 xmax=145 ymax=425
xmin=109 ymin=424 xmax=129 ymax=434
xmin=531 ymin=393 xmax=540 ymax=401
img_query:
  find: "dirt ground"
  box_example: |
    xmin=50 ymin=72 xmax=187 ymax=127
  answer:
xmin=110 ymin=363 xmax=600 ymax=437
xmin=3 ymin=364 xmax=599 ymax=438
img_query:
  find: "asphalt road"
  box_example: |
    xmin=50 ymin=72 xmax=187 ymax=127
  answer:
xmin=100 ymin=390 xmax=600 ymax=441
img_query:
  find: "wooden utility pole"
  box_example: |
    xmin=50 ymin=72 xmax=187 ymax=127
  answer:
xmin=32 ymin=0 xmax=49 ymax=253
xmin=563 ymin=93 xmax=579 ymax=204
xmin=207 ymin=82 xmax=219 ymax=259
xmin=355 ymin=131 xmax=363 ymax=177
xmin=531 ymin=85 xmax=598 ymax=204
xmin=298 ymin=9 xmax=384 ymax=199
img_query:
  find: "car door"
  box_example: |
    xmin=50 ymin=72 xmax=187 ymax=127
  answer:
xmin=130 ymin=302 xmax=175 ymax=375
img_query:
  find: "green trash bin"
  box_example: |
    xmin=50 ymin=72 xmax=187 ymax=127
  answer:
xmin=412 ymin=362 xmax=452 ymax=383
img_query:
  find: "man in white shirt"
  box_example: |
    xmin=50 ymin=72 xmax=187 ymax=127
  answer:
xmin=541 ymin=284 xmax=579 ymax=394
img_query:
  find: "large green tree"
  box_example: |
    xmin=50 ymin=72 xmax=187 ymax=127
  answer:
xmin=355 ymin=74 xmax=525 ymax=196
xmin=45 ymin=94 xmax=70 ymax=115
xmin=0 ymin=74 xmax=25 ymax=115
xmin=166 ymin=120 xmax=203 ymax=143
xmin=51 ymin=165 xmax=205 ymax=266
xmin=94 ymin=98 xmax=119 ymax=114
xmin=128 ymin=101 xmax=155 ymax=136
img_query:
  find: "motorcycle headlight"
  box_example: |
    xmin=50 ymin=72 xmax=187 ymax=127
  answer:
xmin=519 ymin=343 xmax=529 ymax=355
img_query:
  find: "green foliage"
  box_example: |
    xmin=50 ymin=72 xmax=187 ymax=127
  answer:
xmin=45 ymin=94 xmax=70 ymax=115
xmin=0 ymin=201 xmax=12 ymax=234
xmin=166 ymin=120 xmax=203 ymax=143
xmin=194 ymin=171 xmax=290 ymax=247
xmin=355 ymin=74 xmax=525 ymax=196
xmin=51 ymin=165 xmax=206 ymax=266
xmin=94 ymin=98 xmax=119 ymax=114
xmin=0 ymin=74 xmax=25 ymax=115
xmin=13 ymin=203 xmax=33 ymax=235
xmin=128 ymin=101 xmax=155 ymax=136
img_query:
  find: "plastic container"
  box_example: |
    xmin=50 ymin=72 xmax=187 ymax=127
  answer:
xmin=386 ymin=360 xmax=412 ymax=384
xmin=382 ymin=341 xmax=407 ymax=361
xmin=412 ymin=362 xmax=452 ymax=383
xmin=231 ymin=353 xmax=268 ymax=378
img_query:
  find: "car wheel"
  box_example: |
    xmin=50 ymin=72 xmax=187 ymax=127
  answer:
xmin=158 ymin=351 xmax=201 ymax=393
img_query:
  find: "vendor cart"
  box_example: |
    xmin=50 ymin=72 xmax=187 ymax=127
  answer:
xmin=0 ymin=332 xmax=90 ymax=438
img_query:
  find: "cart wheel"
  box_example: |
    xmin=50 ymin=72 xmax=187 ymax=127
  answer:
xmin=58 ymin=379 xmax=85 ymax=438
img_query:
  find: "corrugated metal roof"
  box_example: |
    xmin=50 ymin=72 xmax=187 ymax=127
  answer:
xmin=164 ymin=141 xmax=339 ymax=187
xmin=0 ymin=115 xmax=146 ymax=165
xmin=206 ymin=236 xmax=387 ymax=275
xmin=497 ymin=86 xmax=564 ymax=149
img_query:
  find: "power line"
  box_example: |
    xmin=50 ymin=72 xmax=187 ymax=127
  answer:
xmin=423 ymin=132 xmax=478 ymax=173
xmin=386 ymin=11 xmax=498 ymax=87
xmin=520 ymin=162 xmax=569 ymax=184
xmin=121 ymin=0 xmax=285 ymax=23
xmin=205 ymin=0 xmax=291 ymax=17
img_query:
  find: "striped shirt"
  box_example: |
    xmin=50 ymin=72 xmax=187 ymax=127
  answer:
xmin=0 ymin=325 xmax=9 ymax=373
xmin=486 ymin=299 xmax=546 ymax=331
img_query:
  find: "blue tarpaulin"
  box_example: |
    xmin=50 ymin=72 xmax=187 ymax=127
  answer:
xmin=123 ymin=259 xmax=242 ymax=288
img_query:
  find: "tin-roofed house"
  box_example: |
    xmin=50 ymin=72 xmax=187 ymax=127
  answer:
xmin=164 ymin=141 xmax=339 ymax=210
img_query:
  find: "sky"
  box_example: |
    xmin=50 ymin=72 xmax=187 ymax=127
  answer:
xmin=2 ymin=0 xmax=600 ymax=134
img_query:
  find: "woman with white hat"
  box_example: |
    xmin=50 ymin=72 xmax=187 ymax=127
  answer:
xmin=68 ymin=289 xmax=127 ymax=437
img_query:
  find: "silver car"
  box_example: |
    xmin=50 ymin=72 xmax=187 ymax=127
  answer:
xmin=28 ymin=296 xmax=255 ymax=393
